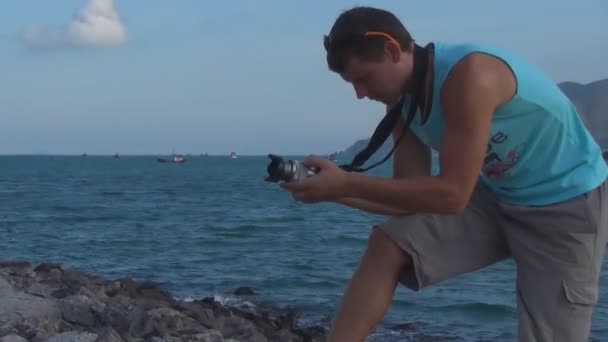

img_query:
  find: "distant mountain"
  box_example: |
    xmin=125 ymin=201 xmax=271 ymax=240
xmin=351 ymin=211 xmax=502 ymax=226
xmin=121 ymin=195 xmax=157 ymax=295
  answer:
xmin=558 ymin=78 xmax=608 ymax=148
xmin=336 ymin=78 xmax=608 ymax=162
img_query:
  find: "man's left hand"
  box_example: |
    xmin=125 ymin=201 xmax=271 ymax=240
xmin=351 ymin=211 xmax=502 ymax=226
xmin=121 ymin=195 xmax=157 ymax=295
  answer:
xmin=280 ymin=155 xmax=350 ymax=203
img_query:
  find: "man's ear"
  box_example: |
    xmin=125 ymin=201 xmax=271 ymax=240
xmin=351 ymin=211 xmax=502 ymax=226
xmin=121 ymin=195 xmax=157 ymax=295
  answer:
xmin=385 ymin=41 xmax=402 ymax=63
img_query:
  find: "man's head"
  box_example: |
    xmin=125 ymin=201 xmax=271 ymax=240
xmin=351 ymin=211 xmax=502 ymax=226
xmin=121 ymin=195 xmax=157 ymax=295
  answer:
xmin=324 ymin=7 xmax=415 ymax=105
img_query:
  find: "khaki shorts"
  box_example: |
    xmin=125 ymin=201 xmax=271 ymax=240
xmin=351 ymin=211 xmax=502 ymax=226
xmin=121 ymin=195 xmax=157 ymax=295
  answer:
xmin=376 ymin=180 xmax=608 ymax=342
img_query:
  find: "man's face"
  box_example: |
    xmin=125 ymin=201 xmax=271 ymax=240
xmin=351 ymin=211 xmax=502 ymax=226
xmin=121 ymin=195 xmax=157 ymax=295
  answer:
xmin=340 ymin=54 xmax=403 ymax=105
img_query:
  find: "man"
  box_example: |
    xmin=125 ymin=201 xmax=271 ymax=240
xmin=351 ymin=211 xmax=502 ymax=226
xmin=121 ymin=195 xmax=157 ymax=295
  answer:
xmin=280 ymin=6 xmax=608 ymax=342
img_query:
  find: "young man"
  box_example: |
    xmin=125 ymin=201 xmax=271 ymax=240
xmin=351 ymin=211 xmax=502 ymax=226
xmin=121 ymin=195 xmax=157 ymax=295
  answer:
xmin=281 ymin=6 xmax=608 ymax=342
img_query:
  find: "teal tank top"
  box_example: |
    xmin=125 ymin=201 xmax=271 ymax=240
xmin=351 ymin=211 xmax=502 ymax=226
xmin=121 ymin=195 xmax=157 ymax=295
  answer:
xmin=403 ymin=41 xmax=608 ymax=206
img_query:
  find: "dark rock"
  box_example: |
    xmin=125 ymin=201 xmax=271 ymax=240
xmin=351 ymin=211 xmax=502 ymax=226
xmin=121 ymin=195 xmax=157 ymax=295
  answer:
xmin=33 ymin=263 xmax=65 ymax=273
xmin=51 ymin=286 xmax=80 ymax=299
xmin=234 ymin=286 xmax=256 ymax=296
xmin=276 ymin=310 xmax=298 ymax=331
xmin=293 ymin=325 xmax=328 ymax=342
xmin=14 ymin=323 xmax=38 ymax=340
xmin=390 ymin=321 xmax=418 ymax=332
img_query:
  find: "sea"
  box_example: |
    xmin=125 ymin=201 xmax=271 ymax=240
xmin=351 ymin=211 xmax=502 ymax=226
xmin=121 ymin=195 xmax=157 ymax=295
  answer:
xmin=0 ymin=155 xmax=606 ymax=341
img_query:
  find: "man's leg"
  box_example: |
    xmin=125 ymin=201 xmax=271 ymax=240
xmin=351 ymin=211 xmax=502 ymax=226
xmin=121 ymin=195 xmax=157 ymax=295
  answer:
xmin=499 ymin=181 xmax=608 ymax=341
xmin=327 ymin=228 xmax=411 ymax=342
xmin=328 ymin=183 xmax=510 ymax=342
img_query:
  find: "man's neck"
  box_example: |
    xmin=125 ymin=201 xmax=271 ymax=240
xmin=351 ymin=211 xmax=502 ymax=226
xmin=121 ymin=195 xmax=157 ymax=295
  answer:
xmin=399 ymin=50 xmax=417 ymax=96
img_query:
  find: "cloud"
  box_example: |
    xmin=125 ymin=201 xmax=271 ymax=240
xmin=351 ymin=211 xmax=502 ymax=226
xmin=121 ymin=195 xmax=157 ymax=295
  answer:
xmin=22 ymin=0 xmax=127 ymax=49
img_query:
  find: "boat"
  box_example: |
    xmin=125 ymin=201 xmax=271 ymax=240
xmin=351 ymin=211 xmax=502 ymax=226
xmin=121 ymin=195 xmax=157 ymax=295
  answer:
xmin=157 ymin=154 xmax=187 ymax=163
xmin=230 ymin=152 xmax=237 ymax=159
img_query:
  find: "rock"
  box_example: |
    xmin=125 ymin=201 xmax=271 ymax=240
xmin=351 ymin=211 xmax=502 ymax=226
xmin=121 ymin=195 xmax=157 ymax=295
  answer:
xmin=0 ymin=277 xmax=62 ymax=337
xmin=59 ymin=294 xmax=97 ymax=327
xmin=276 ymin=311 xmax=298 ymax=331
xmin=33 ymin=263 xmax=64 ymax=273
xmin=0 ymin=335 xmax=28 ymax=342
xmin=148 ymin=337 xmax=181 ymax=342
xmin=0 ymin=260 xmax=35 ymax=278
xmin=139 ymin=307 xmax=206 ymax=337
xmin=192 ymin=330 xmax=224 ymax=342
xmin=99 ymin=303 xmax=134 ymax=334
xmin=217 ymin=315 xmax=267 ymax=342
xmin=51 ymin=286 xmax=80 ymax=299
xmin=95 ymin=326 xmax=124 ymax=342
xmin=292 ymin=326 xmax=327 ymax=342
xmin=173 ymin=302 xmax=216 ymax=329
xmin=0 ymin=259 xmax=328 ymax=342
xmin=26 ymin=283 xmax=56 ymax=298
xmin=233 ymin=287 xmax=255 ymax=296
xmin=269 ymin=329 xmax=304 ymax=342
xmin=45 ymin=331 xmax=98 ymax=342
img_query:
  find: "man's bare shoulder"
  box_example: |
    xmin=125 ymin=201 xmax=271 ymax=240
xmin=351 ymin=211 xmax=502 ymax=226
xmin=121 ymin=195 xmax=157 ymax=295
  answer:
xmin=441 ymin=52 xmax=517 ymax=109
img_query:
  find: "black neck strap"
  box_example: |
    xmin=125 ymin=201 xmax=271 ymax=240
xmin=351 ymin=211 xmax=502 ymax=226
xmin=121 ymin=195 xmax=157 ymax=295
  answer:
xmin=339 ymin=43 xmax=431 ymax=173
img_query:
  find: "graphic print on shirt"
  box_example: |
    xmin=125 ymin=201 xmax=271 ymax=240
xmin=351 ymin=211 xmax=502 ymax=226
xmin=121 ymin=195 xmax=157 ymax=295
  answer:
xmin=482 ymin=131 xmax=524 ymax=179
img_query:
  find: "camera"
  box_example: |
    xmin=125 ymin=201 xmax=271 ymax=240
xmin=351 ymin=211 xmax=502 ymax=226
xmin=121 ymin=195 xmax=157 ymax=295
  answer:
xmin=264 ymin=154 xmax=319 ymax=183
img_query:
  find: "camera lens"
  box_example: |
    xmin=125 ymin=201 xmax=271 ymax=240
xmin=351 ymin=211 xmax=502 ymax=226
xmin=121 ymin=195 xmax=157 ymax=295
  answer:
xmin=265 ymin=154 xmax=290 ymax=182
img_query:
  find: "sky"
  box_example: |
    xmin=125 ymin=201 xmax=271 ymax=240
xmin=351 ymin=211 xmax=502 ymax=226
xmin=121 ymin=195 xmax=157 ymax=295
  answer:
xmin=1 ymin=0 xmax=607 ymax=155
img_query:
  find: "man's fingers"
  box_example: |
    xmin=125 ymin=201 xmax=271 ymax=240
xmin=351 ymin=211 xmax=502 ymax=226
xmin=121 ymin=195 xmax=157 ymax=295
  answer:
xmin=302 ymin=155 xmax=332 ymax=169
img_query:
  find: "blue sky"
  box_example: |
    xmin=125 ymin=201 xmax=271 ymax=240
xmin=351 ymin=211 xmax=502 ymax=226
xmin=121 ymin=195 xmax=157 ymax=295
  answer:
xmin=1 ymin=0 xmax=606 ymax=155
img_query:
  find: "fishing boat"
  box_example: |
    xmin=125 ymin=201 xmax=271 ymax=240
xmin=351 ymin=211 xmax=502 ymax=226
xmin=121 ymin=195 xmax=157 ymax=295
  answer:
xmin=157 ymin=154 xmax=187 ymax=163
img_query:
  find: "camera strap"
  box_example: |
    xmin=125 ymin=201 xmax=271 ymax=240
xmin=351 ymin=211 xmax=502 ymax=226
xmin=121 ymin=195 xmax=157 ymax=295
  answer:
xmin=339 ymin=43 xmax=431 ymax=173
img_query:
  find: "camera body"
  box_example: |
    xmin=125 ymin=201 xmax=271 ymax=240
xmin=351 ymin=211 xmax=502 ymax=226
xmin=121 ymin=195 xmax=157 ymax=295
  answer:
xmin=265 ymin=154 xmax=319 ymax=183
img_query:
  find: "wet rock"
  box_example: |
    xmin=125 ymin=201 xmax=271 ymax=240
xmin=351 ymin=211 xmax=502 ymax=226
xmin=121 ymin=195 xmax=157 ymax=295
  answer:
xmin=233 ymin=287 xmax=255 ymax=296
xmin=33 ymin=263 xmax=65 ymax=273
xmin=390 ymin=321 xmax=418 ymax=332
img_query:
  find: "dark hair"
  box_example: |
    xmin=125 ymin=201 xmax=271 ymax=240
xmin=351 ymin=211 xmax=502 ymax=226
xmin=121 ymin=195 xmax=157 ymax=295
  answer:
xmin=324 ymin=7 xmax=414 ymax=73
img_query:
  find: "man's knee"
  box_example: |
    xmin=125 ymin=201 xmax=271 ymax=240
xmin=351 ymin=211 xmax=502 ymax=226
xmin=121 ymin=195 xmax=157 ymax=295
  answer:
xmin=366 ymin=227 xmax=412 ymax=269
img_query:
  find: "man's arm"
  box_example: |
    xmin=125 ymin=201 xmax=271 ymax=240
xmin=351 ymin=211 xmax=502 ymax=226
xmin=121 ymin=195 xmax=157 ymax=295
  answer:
xmin=343 ymin=53 xmax=517 ymax=214
xmin=334 ymin=116 xmax=431 ymax=216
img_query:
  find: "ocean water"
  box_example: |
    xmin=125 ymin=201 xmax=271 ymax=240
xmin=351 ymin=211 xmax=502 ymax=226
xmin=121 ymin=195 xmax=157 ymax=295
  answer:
xmin=0 ymin=155 xmax=606 ymax=341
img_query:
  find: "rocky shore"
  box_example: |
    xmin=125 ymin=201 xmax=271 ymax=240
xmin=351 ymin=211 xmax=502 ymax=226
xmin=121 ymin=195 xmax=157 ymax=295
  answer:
xmin=0 ymin=259 xmax=327 ymax=342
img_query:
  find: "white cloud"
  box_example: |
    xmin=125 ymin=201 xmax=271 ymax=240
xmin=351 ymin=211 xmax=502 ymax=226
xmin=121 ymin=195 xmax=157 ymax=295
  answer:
xmin=23 ymin=0 xmax=127 ymax=49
